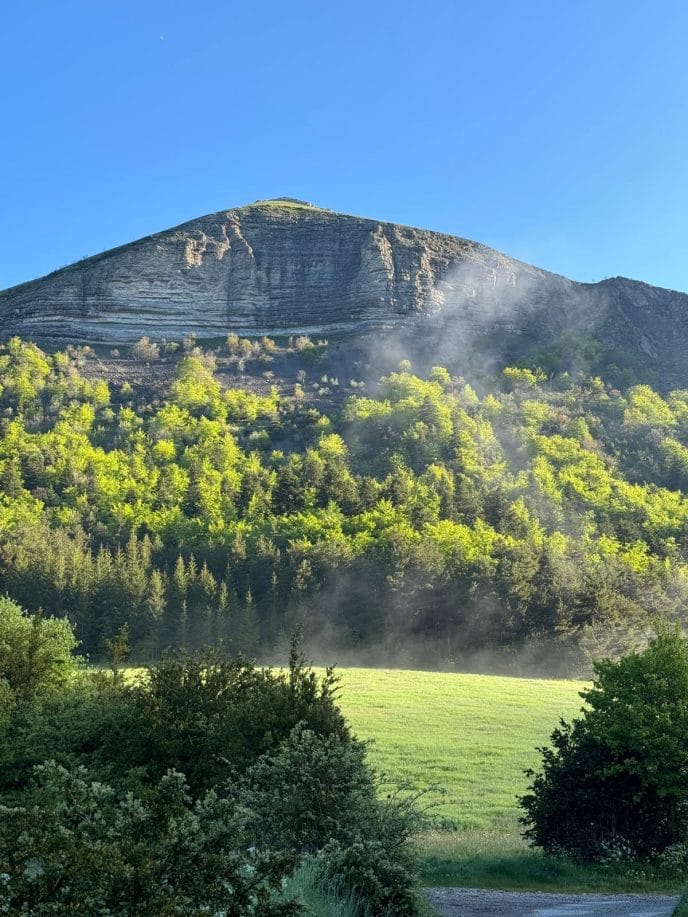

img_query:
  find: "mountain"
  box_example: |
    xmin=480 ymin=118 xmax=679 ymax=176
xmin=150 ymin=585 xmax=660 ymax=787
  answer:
xmin=1 ymin=198 xmax=687 ymax=386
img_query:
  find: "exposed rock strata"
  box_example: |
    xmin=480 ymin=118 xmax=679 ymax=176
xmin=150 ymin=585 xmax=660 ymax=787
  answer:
xmin=1 ymin=200 xmax=688 ymax=386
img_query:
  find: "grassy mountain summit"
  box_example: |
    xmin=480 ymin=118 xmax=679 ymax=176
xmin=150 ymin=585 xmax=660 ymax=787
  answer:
xmin=1 ymin=202 xmax=688 ymax=387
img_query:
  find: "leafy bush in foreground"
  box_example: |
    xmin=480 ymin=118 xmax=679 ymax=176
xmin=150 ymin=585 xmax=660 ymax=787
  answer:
xmin=0 ymin=762 xmax=299 ymax=916
xmin=520 ymin=630 xmax=688 ymax=863
xmin=315 ymin=838 xmax=420 ymax=917
xmin=120 ymin=645 xmax=350 ymax=792
xmin=0 ymin=643 xmax=351 ymax=800
xmin=239 ymin=724 xmax=421 ymax=914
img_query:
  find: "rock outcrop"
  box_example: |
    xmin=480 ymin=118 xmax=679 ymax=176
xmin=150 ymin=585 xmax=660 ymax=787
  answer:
xmin=1 ymin=199 xmax=688 ymax=386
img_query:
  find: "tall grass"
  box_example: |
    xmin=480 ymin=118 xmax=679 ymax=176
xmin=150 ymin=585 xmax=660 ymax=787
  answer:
xmin=282 ymin=860 xmax=435 ymax=916
xmin=282 ymin=860 xmax=369 ymax=916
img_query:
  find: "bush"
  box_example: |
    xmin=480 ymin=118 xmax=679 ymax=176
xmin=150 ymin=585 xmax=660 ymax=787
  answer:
xmin=238 ymin=723 xmax=379 ymax=852
xmin=0 ymin=762 xmax=300 ymax=916
xmin=0 ymin=674 xmax=135 ymax=800
xmin=315 ymin=838 xmax=419 ymax=917
xmin=238 ymin=722 xmax=422 ymax=913
xmin=117 ymin=645 xmax=350 ymax=793
xmin=1 ymin=644 xmax=352 ymax=799
xmin=132 ymin=336 xmax=160 ymax=361
xmin=520 ymin=630 xmax=688 ymax=862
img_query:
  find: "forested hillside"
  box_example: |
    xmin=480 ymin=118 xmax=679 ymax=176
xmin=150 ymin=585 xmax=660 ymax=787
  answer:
xmin=0 ymin=337 xmax=686 ymax=673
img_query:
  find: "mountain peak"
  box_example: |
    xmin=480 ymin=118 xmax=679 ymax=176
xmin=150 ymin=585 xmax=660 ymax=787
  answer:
xmin=252 ymin=197 xmax=321 ymax=208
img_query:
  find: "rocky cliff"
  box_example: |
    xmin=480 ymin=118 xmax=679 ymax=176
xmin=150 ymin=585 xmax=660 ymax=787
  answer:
xmin=1 ymin=199 xmax=688 ymax=386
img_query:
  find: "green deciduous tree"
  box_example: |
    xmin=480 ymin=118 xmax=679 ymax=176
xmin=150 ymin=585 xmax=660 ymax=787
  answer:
xmin=0 ymin=597 xmax=80 ymax=702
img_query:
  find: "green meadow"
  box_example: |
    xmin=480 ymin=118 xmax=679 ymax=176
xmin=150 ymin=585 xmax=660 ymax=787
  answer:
xmin=332 ymin=667 xmax=586 ymax=830
xmin=329 ymin=667 xmax=682 ymax=894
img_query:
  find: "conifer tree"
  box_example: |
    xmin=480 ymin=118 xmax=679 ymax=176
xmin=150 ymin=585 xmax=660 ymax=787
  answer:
xmin=146 ymin=569 xmax=166 ymax=660
xmin=239 ymin=588 xmax=260 ymax=654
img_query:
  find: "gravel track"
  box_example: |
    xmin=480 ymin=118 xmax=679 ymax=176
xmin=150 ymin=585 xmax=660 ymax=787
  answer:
xmin=423 ymin=887 xmax=680 ymax=916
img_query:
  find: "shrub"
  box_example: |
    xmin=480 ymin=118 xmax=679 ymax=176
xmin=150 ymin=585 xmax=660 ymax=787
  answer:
xmin=294 ymin=336 xmax=313 ymax=352
xmin=238 ymin=723 xmax=378 ymax=852
xmin=0 ymin=644 xmax=351 ymax=801
xmin=0 ymin=643 xmax=422 ymax=914
xmin=315 ymin=838 xmax=419 ymax=917
xmin=0 ymin=762 xmax=300 ymax=916
xmin=520 ymin=630 xmax=688 ymax=862
xmin=132 ymin=336 xmax=160 ymax=361
xmin=0 ymin=674 xmax=134 ymax=800
xmin=238 ymin=721 xmax=422 ymax=912
xmin=116 ymin=645 xmax=350 ymax=794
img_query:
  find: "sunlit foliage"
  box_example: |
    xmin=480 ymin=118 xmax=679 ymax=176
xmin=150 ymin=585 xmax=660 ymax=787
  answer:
xmin=0 ymin=339 xmax=687 ymax=671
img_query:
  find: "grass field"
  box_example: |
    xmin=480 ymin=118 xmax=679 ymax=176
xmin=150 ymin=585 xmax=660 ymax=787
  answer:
xmin=331 ymin=667 xmax=586 ymax=831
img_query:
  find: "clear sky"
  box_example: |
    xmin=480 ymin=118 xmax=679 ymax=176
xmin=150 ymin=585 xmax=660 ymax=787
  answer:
xmin=2 ymin=1 xmax=687 ymax=292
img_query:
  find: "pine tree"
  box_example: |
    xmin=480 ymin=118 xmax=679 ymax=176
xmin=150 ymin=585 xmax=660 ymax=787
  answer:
xmin=121 ymin=533 xmax=150 ymax=646
xmin=163 ymin=557 xmax=188 ymax=647
xmin=264 ymin=569 xmax=280 ymax=649
xmin=178 ymin=599 xmax=188 ymax=650
xmin=238 ymin=588 xmax=259 ymax=655
xmin=0 ymin=457 xmax=24 ymax=498
xmin=198 ymin=563 xmax=217 ymax=604
xmin=212 ymin=581 xmax=231 ymax=644
xmin=172 ymin=556 xmax=187 ymax=602
xmin=146 ymin=569 xmax=166 ymax=660
xmin=90 ymin=545 xmax=115 ymax=656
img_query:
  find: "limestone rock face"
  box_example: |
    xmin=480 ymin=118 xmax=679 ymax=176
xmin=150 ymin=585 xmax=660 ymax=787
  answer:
xmin=1 ymin=200 xmax=688 ymax=386
xmin=0 ymin=202 xmax=546 ymax=340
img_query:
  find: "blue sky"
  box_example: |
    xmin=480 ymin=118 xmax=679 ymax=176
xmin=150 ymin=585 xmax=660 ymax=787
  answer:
xmin=2 ymin=1 xmax=687 ymax=292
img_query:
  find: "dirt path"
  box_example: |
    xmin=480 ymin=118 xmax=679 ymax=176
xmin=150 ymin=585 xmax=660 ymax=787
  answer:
xmin=423 ymin=887 xmax=679 ymax=916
